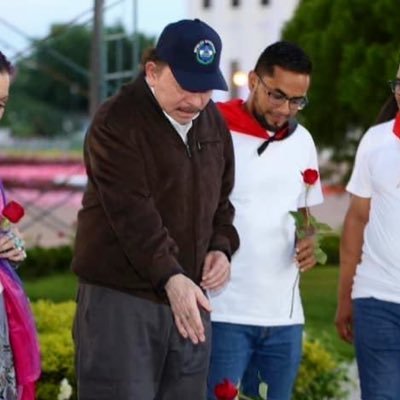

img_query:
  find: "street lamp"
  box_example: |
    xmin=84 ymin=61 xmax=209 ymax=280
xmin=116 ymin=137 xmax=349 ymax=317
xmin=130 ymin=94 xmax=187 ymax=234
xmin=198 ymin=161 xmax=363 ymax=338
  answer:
xmin=232 ymin=70 xmax=248 ymax=87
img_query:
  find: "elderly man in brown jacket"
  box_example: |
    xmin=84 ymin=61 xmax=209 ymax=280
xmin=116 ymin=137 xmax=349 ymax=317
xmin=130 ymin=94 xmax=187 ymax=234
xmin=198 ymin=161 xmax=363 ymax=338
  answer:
xmin=72 ymin=19 xmax=239 ymax=400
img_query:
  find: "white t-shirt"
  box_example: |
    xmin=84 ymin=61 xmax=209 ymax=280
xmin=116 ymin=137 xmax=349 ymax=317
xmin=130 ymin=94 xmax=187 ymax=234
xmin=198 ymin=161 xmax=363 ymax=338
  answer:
xmin=210 ymin=125 xmax=323 ymax=326
xmin=347 ymin=119 xmax=400 ymax=303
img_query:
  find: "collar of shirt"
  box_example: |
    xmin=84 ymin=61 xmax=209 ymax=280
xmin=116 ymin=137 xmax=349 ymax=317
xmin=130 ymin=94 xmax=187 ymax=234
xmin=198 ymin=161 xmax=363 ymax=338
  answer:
xmin=145 ymin=78 xmax=198 ymax=143
xmin=162 ymin=111 xmax=194 ymax=143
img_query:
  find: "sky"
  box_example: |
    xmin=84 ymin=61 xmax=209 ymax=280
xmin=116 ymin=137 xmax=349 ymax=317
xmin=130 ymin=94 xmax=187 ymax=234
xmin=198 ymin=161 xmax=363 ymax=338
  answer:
xmin=0 ymin=0 xmax=187 ymax=60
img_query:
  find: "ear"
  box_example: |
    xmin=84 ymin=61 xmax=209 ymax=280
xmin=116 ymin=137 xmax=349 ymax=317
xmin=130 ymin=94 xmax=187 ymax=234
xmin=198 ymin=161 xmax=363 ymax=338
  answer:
xmin=145 ymin=61 xmax=158 ymax=86
xmin=248 ymin=71 xmax=258 ymax=92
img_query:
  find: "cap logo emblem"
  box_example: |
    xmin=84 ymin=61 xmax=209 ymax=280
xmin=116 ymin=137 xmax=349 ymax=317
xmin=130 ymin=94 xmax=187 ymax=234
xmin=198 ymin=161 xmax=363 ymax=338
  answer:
xmin=194 ymin=40 xmax=216 ymax=65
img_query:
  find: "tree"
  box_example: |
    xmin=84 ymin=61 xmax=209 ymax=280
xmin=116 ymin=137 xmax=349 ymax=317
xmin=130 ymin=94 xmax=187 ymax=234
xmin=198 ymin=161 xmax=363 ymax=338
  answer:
xmin=5 ymin=23 xmax=154 ymax=137
xmin=282 ymin=0 xmax=400 ymax=155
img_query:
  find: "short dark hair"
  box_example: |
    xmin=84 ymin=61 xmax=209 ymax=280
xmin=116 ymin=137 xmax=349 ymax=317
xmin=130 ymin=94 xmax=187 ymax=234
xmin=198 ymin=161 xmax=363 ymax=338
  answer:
xmin=375 ymin=95 xmax=398 ymax=125
xmin=254 ymin=41 xmax=312 ymax=77
xmin=0 ymin=51 xmax=13 ymax=75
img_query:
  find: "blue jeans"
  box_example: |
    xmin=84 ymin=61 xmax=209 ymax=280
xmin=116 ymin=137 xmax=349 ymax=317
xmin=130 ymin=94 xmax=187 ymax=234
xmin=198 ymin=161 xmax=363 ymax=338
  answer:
xmin=207 ymin=322 xmax=303 ymax=400
xmin=353 ymin=297 xmax=400 ymax=400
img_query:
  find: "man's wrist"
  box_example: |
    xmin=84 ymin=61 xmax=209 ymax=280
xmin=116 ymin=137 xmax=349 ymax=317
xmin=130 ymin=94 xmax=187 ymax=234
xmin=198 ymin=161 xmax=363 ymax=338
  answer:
xmin=158 ymin=271 xmax=184 ymax=294
xmin=165 ymin=272 xmax=183 ymax=286
xmin=208 ymin=247 xmax=231 ymax=262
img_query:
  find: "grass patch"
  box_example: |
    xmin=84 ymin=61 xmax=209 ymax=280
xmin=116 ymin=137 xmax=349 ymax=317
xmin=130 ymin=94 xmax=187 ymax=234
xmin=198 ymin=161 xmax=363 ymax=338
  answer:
xmin=24 ymin=271 xmax=77 ymax=303
xmin=301 ymin=265 xmax=355 ymax=360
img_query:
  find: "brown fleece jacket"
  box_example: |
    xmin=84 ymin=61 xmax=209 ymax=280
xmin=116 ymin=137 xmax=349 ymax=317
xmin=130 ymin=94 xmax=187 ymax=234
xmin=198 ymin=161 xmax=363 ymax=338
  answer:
xmin=72 ymin=74 xmax=239 ymax=303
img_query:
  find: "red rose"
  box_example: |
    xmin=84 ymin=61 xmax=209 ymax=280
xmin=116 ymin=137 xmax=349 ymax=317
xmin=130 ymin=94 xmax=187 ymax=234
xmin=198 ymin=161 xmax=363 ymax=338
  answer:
xmin=2 ymin=201 xmax=25 ymax=223
xmin=214 ymin=379 xmax=238 ymax=400
xmin=302 ymin=168 xmax=319 ymax=185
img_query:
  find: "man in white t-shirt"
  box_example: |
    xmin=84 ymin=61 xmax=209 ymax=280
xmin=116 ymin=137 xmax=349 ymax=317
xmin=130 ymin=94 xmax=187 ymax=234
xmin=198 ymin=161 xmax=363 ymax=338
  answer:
xmin=205 ymin=41 xmax=323 ymax=400
xmin=336 ymin=65 xmax=400 ymax=400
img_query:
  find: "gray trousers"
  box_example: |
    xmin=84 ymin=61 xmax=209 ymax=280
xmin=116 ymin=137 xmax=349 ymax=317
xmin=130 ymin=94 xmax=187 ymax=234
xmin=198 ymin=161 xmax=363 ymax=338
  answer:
xmin=73 ymin=283 xmax=211 ymax=400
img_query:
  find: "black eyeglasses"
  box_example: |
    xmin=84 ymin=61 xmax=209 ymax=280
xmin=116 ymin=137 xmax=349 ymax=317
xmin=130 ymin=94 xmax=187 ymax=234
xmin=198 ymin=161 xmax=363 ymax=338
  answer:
xmin=389 ymin=79 xmax=400 ymax=94
xmin=255 ymin=73 xmax=308 ymax=111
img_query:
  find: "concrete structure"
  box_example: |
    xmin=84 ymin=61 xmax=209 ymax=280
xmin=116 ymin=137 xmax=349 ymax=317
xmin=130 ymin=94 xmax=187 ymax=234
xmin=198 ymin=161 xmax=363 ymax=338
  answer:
xmin=187 ymin=0 xmax=300 ymax=101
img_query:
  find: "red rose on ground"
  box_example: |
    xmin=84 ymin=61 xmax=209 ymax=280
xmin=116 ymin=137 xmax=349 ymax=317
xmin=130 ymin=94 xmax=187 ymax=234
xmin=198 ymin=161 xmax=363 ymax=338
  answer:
xmin=214 ymin=379 xmax=238 ymax=400
xmin=302 ymin=168 xmax=319 ymax=185
xmin=2 ymin=201 xmax=25 ymax=223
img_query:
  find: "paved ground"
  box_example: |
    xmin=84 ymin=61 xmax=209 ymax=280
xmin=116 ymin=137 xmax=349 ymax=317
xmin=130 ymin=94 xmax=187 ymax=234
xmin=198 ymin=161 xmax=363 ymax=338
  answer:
xmin=9 ymin=187 xmax=350 ymax=248
xmin=5 ymin=188 xmax=80 ymax=248
xmin=313 ymin=191 xmax=350 ymax=230
xmin=343 ymin=360 xmax=361 ymax=400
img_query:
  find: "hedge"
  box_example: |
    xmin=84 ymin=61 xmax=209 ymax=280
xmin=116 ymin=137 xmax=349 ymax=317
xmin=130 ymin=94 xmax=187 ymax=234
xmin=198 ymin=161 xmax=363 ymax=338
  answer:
xmin=294 ymin=339 xmax=348 ymax=399
xmin=32 ymin=300 xmax=76 ymax=400
xmin=19 ymin=245 xmax=73 ymax=280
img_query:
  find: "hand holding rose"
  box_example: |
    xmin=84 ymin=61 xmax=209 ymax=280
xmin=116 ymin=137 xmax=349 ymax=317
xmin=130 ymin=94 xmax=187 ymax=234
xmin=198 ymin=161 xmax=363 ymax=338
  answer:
xmin=0 ymin=200 xmax=26 ymax=262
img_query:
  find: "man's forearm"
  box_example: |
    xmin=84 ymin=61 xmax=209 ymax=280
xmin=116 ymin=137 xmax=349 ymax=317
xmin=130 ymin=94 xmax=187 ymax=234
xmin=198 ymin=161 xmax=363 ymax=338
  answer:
xmin=338 ymin=212 xmax=367 ymax=301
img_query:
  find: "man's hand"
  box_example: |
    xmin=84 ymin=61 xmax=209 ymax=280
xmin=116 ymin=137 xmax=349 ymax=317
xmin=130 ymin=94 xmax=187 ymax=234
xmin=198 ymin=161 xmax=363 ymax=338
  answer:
xmin=335 ymin=297 xmax=354 ymax=343
xmin=165 ymin=274 xmax=211 ymax=344
xmin=201 ymin=250 xmax=230 ymax=291
xmin=295 ymin=236 xmax=316 ymax=272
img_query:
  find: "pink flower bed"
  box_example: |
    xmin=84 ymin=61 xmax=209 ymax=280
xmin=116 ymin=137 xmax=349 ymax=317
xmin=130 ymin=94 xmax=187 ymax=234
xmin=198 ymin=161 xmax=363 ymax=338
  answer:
xmin=0 ymin=163 xmax=85 ymax=184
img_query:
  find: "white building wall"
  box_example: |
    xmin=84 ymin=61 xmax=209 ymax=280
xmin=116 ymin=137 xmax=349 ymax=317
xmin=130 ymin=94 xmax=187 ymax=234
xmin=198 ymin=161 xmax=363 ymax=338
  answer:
xmin=186 ymin=0 xmax=300 ymax=101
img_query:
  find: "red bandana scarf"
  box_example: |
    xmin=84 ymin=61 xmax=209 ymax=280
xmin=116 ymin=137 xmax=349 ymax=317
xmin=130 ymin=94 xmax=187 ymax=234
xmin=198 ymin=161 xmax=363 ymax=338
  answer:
xmin=393 ymin=112 xmax=400 ymax=139
xmin=217 ymin=99 xmax=297 ymax=155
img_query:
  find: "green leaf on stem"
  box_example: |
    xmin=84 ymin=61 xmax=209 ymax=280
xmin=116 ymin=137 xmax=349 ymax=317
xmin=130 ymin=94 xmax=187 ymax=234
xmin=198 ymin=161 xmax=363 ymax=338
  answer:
xmin=289 ymin=210 xmax=306 ymax=229
xmin=259 ymin=382 xmax=268 ymax=400
xmin=290 ymin=210 xmax=333 ymax=265
xmin=314 ymin=246 xmax=328 ymax=265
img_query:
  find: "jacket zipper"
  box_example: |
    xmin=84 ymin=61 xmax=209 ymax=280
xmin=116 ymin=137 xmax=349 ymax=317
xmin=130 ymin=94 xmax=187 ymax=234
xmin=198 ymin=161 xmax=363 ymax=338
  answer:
xmin=186 ymin=143 xmax=192 ymax=158
xmin=186 ymin=135 xmax=197 ymax=282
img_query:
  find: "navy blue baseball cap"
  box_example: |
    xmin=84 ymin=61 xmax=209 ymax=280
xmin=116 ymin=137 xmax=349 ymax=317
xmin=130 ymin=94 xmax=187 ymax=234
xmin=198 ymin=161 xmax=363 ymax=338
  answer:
xmin=155 ymin=19 xmax=228 ymax=92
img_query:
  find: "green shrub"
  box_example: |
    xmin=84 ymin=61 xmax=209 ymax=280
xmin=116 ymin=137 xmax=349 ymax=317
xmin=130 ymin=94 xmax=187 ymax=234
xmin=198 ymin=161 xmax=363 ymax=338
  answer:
xmin=19 ymin=245 xmax=73 ymax=280
xmin=32 ymin=299 xmax=75 ymax=334
xmin=32 ymin=300 xmax=76 ymax=400
xmin=294 ymin=339 xmax=348 ymax=400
